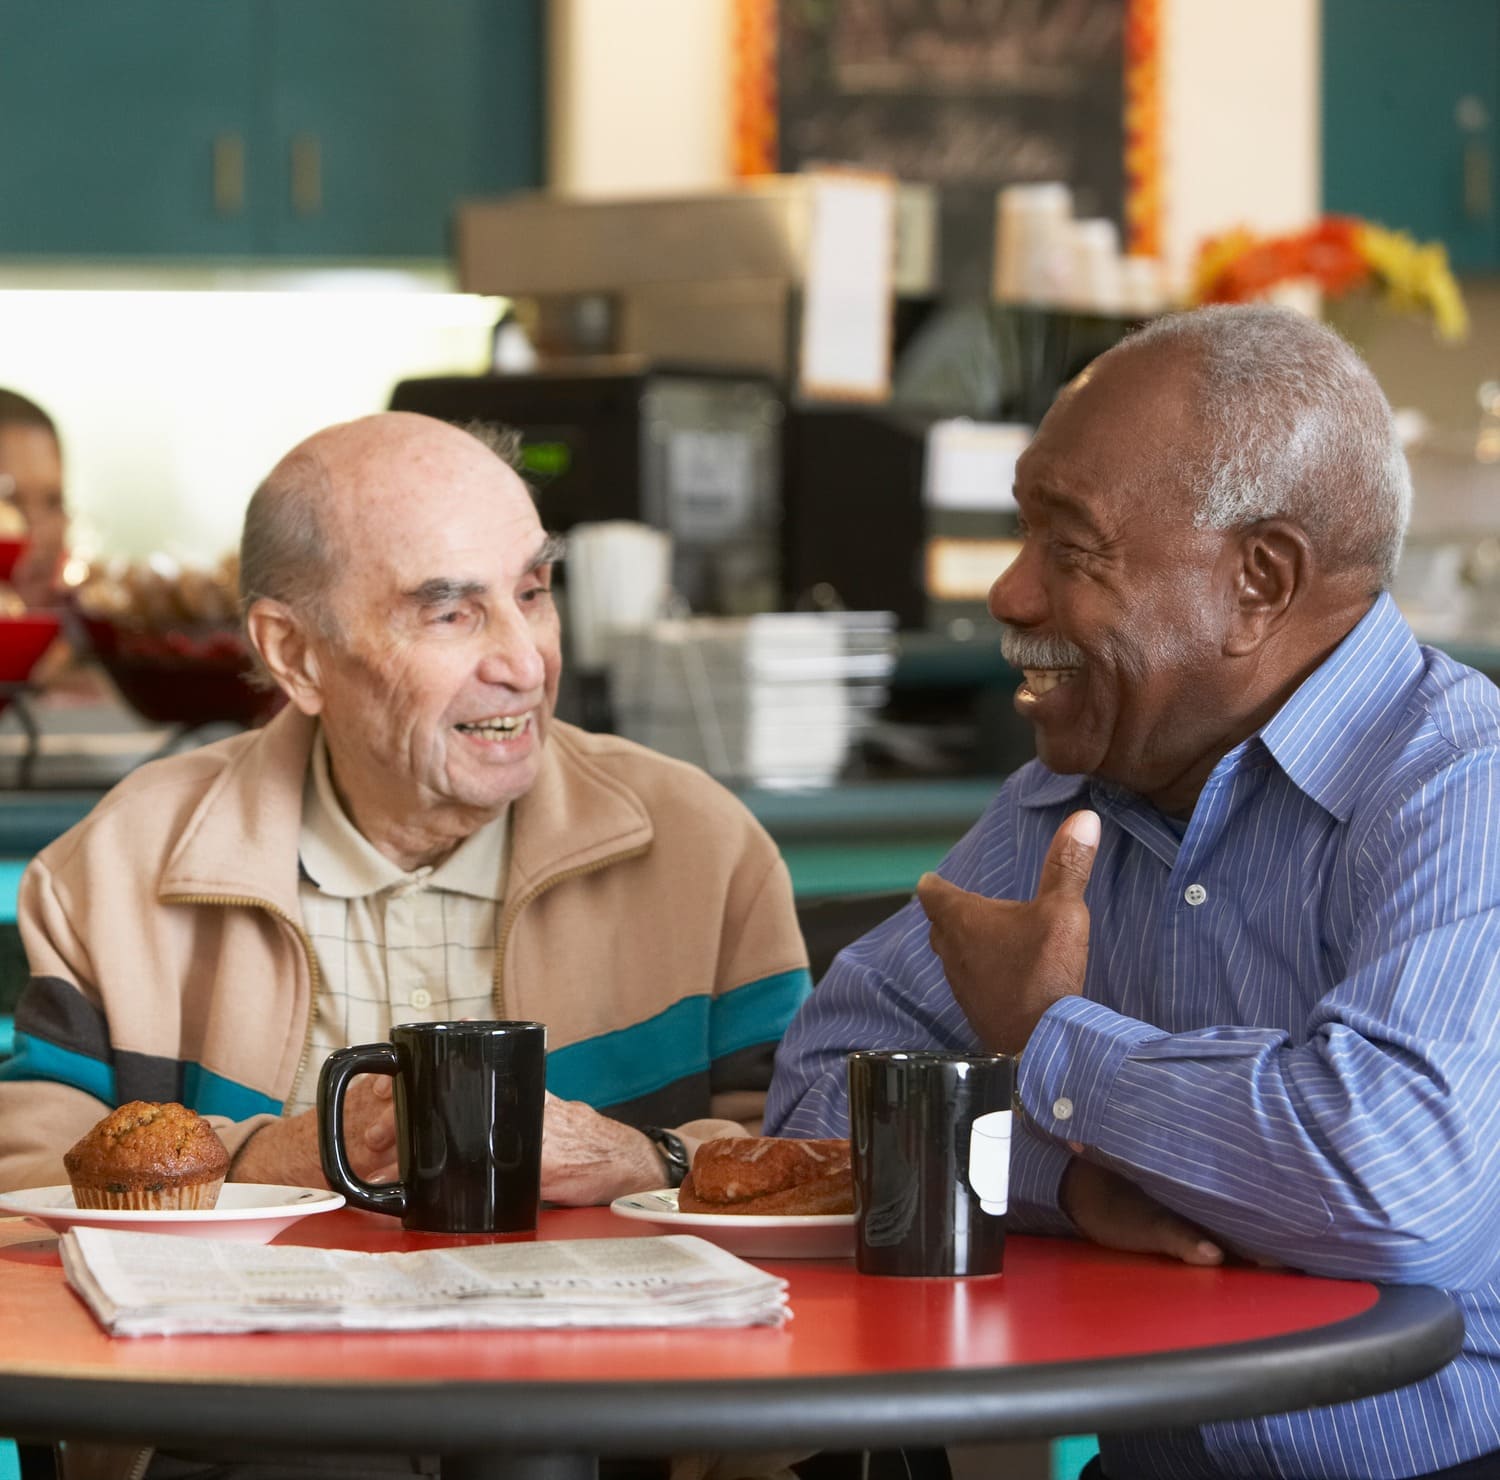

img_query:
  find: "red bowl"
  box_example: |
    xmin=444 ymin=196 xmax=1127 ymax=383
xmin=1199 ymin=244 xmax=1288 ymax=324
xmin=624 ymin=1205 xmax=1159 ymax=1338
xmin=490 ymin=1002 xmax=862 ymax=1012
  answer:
xmin=77 ymin=614 xmax=282 ymax=729
xmin=0 ymin=539 xmax=29 ymax=583
xmin=0 ymin=613 xmax=62 ymax=684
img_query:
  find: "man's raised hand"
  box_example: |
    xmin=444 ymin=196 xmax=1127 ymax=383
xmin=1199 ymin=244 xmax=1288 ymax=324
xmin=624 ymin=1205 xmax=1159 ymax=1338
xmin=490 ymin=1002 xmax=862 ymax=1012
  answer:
xmin=916 ymin=808 xmax=1100 ymax=1055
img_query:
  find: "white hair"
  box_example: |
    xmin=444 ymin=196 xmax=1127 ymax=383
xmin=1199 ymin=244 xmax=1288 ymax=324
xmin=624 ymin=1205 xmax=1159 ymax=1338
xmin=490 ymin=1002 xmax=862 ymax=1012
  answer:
xmin=1120 ymin=305 xmax=1411 ymax=588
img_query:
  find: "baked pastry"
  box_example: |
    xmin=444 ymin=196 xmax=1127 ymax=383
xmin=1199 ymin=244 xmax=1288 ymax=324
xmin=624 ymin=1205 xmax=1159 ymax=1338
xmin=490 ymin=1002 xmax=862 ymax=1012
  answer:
xmin=64 ymin=1101 xmax=229 ymax=1211
xmin=677 ymin=1136 xmax=853 ymax=1215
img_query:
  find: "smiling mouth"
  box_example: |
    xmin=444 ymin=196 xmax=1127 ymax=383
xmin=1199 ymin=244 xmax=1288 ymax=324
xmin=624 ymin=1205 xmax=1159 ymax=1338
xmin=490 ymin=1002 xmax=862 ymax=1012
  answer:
xmin=455 ymin=712 xmax=533 ymax=739
xmin=1020 ymin=668 xmax=1079 ymax=698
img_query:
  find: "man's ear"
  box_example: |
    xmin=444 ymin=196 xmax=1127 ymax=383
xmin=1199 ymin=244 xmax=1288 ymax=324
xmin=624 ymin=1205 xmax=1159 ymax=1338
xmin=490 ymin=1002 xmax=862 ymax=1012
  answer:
xmin=1223 ymin=519 xmax=1311 ymax=657
xmin=246 ymin=598 xmax=326 ymax=715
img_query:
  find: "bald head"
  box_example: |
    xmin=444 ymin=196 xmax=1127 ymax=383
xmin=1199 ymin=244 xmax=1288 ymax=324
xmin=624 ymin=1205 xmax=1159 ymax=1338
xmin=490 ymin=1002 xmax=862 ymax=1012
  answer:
xmin=239 ymin=412 xmax=527 ymax=640
xmin=1093 ymin=306 xmax=1410 ymax=588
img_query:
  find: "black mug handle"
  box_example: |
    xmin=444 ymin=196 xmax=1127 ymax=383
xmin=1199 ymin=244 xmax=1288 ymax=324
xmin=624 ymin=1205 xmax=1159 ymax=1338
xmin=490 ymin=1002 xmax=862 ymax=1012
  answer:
xmin=317 ymin=1043 xmax=406 ymax=1218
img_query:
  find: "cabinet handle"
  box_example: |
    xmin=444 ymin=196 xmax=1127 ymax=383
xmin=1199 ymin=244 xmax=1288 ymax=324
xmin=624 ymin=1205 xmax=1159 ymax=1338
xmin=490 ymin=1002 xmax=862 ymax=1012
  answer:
xmin=1456 ymin=96 xmax=1492 ymax=223
xmin=1464 ymin=140 xmax=1492 ymax=221
xmin=212 ymin=133 xmax=245 ymax=217
xmin=291 ymin=134 xmax=323 ymax=216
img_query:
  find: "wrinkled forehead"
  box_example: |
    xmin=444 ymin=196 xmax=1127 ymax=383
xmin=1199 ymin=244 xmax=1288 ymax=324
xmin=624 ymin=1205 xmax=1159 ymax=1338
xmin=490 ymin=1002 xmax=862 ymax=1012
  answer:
xmin=320 ymin=428 xmax=545 ymax=594
xmin=1016 ymin=346 xmax=1200 ymax=515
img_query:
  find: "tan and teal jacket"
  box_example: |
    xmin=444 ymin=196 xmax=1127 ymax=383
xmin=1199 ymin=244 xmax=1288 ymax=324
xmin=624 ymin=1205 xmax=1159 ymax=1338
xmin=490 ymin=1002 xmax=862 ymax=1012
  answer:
xmin=0 ymin=708 xmax=811 ymax=1193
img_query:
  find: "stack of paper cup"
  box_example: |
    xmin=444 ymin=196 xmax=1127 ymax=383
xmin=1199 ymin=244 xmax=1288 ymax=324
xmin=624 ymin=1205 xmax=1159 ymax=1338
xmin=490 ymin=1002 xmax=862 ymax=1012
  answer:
xmin=1120 ymin=255 xmax=1168 ymax=317
xmin=995 ymin=185 xmax=1170 ymax=318
xmin=1068 ymin=219 xmax=1122 ymax=314
xmin=993 ymin=183 xmax=1074 ymax=306
xmin=564 ymin=521 xmax=672 ymax=671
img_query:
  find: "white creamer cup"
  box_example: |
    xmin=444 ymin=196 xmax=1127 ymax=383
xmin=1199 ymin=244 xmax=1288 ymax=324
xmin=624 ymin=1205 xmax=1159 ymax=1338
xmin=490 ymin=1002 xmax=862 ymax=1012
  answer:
xmin=968 ymin=1108 xmax=1013 ymax=1216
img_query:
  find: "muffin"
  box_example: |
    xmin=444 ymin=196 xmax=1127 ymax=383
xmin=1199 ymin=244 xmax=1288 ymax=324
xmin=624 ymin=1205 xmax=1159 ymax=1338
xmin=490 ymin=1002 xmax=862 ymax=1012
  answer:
xmin=64 ymin=1101 xmax=229 ymax=1211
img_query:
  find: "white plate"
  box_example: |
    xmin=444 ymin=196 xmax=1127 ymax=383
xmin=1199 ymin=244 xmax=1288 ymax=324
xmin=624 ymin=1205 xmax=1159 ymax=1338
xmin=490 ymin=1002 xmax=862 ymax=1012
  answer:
xmin=0 ymin=1183 xmax=345 ymax=1244
xmin=610 ymin=1188 xmax=854 ymax=1260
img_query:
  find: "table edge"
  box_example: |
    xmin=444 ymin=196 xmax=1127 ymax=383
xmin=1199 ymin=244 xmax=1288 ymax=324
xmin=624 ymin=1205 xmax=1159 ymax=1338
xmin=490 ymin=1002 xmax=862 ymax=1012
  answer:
xmin=0 ymin=1284 xmax=1465 ymax=1455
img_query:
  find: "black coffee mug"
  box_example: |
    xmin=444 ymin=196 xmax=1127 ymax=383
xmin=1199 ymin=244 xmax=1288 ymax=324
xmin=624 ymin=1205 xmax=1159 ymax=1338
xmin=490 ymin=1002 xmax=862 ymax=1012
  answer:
xmin=848 ymin=1049 xmax=1016 ymax=1277
xmin=318 ymin=1020 xmax=546 ymax=1234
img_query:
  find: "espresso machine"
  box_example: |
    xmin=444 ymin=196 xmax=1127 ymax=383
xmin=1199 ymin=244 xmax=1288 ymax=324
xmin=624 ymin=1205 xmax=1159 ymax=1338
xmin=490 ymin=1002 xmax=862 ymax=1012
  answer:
xmin=390 ymin=366 xmax=782 ymax=617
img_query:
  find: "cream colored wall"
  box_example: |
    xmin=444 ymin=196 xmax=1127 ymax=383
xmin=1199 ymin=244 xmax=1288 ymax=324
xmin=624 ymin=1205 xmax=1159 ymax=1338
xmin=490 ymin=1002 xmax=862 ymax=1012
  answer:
xmin=1161 ymin=0 xmax=1320 ymax=287
xmin=0 ymin=266 xmax=497 ymax=565
xmin=548 ymin=0 xmax=733 ymax=197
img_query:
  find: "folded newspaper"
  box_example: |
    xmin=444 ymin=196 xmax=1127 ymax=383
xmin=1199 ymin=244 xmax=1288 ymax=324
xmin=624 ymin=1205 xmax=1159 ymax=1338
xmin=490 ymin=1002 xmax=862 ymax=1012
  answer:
xmin=60 ymin=1228 xmax=790 ymax=1338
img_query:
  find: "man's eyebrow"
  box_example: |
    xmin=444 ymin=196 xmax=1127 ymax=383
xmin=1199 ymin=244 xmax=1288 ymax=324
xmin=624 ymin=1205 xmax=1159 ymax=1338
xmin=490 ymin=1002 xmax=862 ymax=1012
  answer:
xmin=526 ymin=532 xmax=567 ymax=572
xmin=404 ymin=577 xmax=488 ymax=606
xmin=1034 ymin=486 xmax=1106 ymax=536
xmin=401 ymin=535 xmax=565 ymax=605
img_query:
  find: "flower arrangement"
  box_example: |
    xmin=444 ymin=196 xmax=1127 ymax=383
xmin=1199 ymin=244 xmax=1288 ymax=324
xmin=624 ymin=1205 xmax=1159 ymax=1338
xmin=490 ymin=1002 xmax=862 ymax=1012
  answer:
xmin=1190 ymin=216 xmax=1469 ymax=342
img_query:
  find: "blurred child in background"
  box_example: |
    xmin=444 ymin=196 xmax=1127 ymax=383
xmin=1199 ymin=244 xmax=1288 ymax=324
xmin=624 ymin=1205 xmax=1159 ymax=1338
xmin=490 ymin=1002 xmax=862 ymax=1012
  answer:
xmin=0 ymin=388 xmax=68 ymax=610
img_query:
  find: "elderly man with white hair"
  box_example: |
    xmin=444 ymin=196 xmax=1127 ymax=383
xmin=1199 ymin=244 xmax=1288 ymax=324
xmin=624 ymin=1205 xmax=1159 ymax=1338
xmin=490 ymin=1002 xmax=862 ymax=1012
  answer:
xmin=769 ymin=305 xmax=1500 ymax=1480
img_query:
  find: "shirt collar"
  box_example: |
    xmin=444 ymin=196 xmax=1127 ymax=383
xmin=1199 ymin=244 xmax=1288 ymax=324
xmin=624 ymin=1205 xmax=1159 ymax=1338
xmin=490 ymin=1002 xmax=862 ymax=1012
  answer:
xmin=299 ymin=728 xmax=509 ymax=901
xmin=1256 ymin=591 xmax=1423 ymax=822
xmin=1015 ymin=764 xmax=1090 ymax=809
xmin=1012 ymin=593 xmax=1421 ymax=826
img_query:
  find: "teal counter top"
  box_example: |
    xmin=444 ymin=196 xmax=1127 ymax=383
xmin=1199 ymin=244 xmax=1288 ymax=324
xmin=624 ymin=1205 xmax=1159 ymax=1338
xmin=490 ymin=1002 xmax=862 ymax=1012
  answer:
xmin=0 ymin=792 xmax=97 ymax=856
xmin=733 ymin=777 xmax=999 ymax=840
xmin=735 ymin=777 xmax=1001 ymax=897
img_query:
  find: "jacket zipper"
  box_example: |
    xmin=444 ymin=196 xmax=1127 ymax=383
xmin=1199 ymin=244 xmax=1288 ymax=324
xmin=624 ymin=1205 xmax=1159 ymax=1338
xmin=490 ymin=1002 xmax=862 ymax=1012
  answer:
xmin=491 ymin=845 xmax=649 ymax=1015
xmin=123 ymin=1445 xmax=153 ymax=1480
xmin=159 ymin=892 xmax=323 ymax=1114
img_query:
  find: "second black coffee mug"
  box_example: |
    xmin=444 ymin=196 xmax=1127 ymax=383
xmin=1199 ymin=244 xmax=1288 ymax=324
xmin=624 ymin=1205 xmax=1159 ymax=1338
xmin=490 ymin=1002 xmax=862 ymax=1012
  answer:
xmin=318 ymin=1020 xmax=546 ymax=1234
xmin=848 ymin=1049 xmax=1016 ymax=1277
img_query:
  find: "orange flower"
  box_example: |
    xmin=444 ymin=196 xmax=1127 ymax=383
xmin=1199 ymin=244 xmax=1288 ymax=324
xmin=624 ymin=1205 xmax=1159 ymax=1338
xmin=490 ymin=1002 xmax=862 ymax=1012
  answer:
xmin=1188 ymin=216 xmax=1467 ymax=341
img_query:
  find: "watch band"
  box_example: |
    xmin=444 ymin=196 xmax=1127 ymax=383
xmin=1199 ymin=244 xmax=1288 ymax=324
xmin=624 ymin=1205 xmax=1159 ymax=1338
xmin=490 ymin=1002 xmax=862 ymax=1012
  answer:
xmin=642 ymin=1125 xmax=691 ymax=1188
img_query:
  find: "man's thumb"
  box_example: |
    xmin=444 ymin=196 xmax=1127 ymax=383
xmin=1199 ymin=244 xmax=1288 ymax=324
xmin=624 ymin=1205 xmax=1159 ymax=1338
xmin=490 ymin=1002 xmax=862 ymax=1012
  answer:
xmin=915 ymin=871 xmax=959 ymax=919
xmin=1038 ymin=809 xmax=1100 ymax=898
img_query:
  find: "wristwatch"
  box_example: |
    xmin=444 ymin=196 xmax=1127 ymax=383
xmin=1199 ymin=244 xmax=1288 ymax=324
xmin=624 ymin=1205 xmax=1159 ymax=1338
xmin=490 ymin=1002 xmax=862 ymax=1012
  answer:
xmin=642 ymin=1125 xmax=691 ymax=1188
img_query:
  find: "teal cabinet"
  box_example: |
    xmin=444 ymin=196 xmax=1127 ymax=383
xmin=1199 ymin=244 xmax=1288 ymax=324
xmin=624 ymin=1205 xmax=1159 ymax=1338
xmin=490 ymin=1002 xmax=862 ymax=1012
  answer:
xmin=264 ymin=0 xmax=542 ymax=258
xmin=0 ymin=0 xmax=542 ymax=259
xmin=1323 ymin=0 xmax=1500 ymax=271
xmin=0 ymin=4 xmax=262 ymax=256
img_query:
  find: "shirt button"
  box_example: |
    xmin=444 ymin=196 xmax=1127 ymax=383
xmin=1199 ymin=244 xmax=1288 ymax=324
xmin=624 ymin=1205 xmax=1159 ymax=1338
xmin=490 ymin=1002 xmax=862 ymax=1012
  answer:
xmin=1184 ymin=883 xmax=1208 ymax=906
xmin=1052 ymin=1097 xmax=1074 ymax=1121
xmin=410 ymin=988 xmax=433 ymax=1010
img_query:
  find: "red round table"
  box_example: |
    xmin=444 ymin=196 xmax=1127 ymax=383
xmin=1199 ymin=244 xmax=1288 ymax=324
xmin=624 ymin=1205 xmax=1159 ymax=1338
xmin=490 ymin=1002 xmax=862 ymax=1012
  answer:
xmin=0 ymin=1205 xmax=1462 ymax=1480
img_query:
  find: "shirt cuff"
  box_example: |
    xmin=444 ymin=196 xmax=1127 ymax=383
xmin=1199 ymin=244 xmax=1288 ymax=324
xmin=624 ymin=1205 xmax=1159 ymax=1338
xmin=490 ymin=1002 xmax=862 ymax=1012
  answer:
xmin=1018 ymin=995 xmax=1162 ymax=1149
xmin=1006 ymin=1124 xmax=1075 ymax=1236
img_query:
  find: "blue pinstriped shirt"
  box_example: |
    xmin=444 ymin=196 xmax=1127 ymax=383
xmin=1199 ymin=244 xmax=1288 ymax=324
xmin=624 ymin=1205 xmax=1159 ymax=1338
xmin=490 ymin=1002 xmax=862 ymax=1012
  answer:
xmin=767 ymin=594 xmax=1500 ymax=1480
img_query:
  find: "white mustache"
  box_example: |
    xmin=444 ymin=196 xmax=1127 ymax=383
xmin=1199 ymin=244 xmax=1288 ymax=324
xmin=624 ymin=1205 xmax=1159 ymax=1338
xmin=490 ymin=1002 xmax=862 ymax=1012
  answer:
xmin=999 ymin=625 xmax=1085 ymax=669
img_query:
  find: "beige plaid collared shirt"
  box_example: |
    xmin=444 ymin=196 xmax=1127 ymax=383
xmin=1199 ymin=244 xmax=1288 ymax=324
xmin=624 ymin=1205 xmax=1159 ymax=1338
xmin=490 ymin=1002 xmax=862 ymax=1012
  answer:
xmin=285 ymin=730 xmax=509 ymax=1115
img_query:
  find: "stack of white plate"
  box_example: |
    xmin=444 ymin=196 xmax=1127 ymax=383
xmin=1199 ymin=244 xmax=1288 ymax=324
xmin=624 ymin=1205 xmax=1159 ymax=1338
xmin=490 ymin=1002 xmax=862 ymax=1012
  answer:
xmin=606 ymin=611 xmax=896 ymax=787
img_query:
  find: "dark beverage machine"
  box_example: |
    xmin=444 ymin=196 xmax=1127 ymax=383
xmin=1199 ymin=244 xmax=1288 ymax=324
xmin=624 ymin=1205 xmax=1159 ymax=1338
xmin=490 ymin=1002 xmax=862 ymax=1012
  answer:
xmin=390 ymin=367 xmax=782 ymax=618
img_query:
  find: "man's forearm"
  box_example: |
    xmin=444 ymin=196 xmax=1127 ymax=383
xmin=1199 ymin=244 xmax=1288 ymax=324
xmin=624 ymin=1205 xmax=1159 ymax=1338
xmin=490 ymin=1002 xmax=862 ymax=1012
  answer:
xmin=1020 ymin=993 xmax=1500 ymax=1283
xmin=228 ymin=1111 xmax=326 ymax=1187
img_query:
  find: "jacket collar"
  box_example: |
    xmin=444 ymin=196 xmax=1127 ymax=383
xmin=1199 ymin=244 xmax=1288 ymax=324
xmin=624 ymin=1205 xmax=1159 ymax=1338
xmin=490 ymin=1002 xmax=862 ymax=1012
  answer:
xmin=159 ymin=711 xmax=654 ymax=915
xmin=159 ymin=705 xmax=317 ymax=916
xmin=506 ymin=722 xmax=655 ymax=897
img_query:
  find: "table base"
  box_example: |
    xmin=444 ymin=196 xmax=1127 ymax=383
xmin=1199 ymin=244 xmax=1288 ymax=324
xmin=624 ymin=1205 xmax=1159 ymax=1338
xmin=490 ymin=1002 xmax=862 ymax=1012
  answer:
xmin=444 ymin=1453 xmax=596 ymax=1480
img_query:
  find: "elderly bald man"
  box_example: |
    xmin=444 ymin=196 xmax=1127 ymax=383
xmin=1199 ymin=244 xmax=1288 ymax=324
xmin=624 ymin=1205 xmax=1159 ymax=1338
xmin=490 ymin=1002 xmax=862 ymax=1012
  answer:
xmin=0 ymin=412 xmax=810 ymax=1212
xmin=769 ymin=306 xmax=1500 ymax=1480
